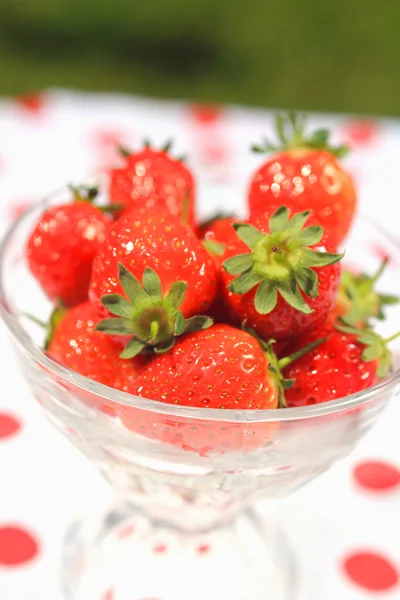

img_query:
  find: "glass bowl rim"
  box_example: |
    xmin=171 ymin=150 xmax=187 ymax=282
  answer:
xmin=0 ymin=189 xmax=400 ymax=424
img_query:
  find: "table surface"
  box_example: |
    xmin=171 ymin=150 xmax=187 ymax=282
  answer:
xmin=0 ymin=92 xmax=399 ymax=600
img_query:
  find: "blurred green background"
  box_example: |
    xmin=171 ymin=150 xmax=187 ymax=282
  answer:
xmin=1 ymin=0 xmax=399 ymax=115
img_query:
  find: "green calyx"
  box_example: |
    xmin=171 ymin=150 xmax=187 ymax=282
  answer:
xmin=95 ymin=263 xmax=213 ymax=358
xmin=251 ymin=111 xmax=349 ymax=158
xmin=118 ymin=138 xmax=175 ymax=159
xmin=68 ymin=183 xmax=123 ymax=214
xmin=338 ymin=258 xmax=399 ymax=326
xmin=23 ymin=304 xmax=67 ymax=350
xmin=202 ymin=239 xmax=226 ymax=256
xmin=246 ymin=327 xmax=326 ymax=407
xmin=69 ymin=184 xmax=99 ymax=204
xmin=223 ymin=205 xmax=344 ymax=315
xmin=335 ymin=320 xmax=400 ymax=379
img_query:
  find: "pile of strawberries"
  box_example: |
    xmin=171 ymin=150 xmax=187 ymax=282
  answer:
xmin=26 ymin=113 xmax=399 ymax=420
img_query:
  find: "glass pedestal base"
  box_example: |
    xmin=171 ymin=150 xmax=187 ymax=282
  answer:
xmin=61 ymin=502 xmax=296 ymax=600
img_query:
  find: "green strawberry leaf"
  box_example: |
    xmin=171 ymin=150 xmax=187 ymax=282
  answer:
xmin=295 ymin=225 xmax=324 ymax=246
xmin=277 ymin=279 xmax=313 ymax=314
xmin=228 ymin=270 xmax=263 ymax=294
xmin=269 ymin=205 xmax=290 ymax=233
xmin=250 ymin=112 xmax=350 ymax=157
xmin=254 ymin=279 xmax=278 ymax=314
xmin=165 ymin=281 xmax=188 ymax=309
xmin=202 ymin=240 xmax=226 ymax=256
xmin=295 ymin=266 xmax=319 ymax=298
xmin=142 ymin=267 xmax=163 ymax=300
xmin=184 ymin=315 xmax=213 ymax=333
xmin=286 ymin=210 xmax=311 ymax=234
xmin=174 ymin=311 xmax=186 ymax=336
xmin=302 ymin=248 xmax=345 ymax=268
xmin=223 ymin=253 xmax=254 ymax=275
xmin=95 ymin=317 xmax=134 ymax=336
xmin=118 ymin=263 xmax=148 ymax=304
xmin=101 ymin=294 xmax=136 ymax=319
xmin=233 ymin=223 xmax=265 ymax=250
xmin=335 ymin=320 xmax=399 ymax=379
xmin=120 ymin=338 xmax=146 ymax=359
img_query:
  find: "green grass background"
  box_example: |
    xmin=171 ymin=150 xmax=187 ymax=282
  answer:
xmin=1 ymin=0 xmax=400 ymax=115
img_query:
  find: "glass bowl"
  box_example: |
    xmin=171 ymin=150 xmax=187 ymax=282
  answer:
xmin=0 ymin=183 xmax=399 ymax=600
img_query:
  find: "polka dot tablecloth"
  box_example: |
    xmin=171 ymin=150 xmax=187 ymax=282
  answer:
xmin=0 ymin=91 xmax=399 ymax=600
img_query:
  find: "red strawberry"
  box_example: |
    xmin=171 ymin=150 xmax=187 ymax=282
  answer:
xmin=221 ymin=203 xmax=343 ymax=340
xmin=248 ymin=113 xmax=356 ymax=247
xmin=199 ymin=215 xmax=237 ymax=322
xmin=332 ymin=258 xmax=399 ymax=327
xmin=119 ymin=325 xmax=322 ymax=454
xmin=109 ymin=142 xmax=195 ymax=228
xmin=89 ymin=207 xmax=217 ymax=356
xmin=26 ymin=186 xmax=110 ymax=308
xmin=199 ymin=215 xmax=236 ymax=268
xmin=283 ymin=321 xmax=398 ymax=407
xmin=47 ymin=301 xmax=146 ymax=391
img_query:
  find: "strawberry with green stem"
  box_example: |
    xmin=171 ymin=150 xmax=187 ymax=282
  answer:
xmin=249 ymin=112 xmax=357 ymax=247
xmin=26 ymin=185 xmax=113 ymax=308
xmin=89 ymin=207 xmax=217 ymax=356
xmin=222 ymin=202 xmax=343 ymax=340
xmin=283 ymin=319 xmax=400 ymax=407
xmin=109 ymin=141 xmax=196 ymax=228
xmin=95 ymin=264 xmax=213 ymax=357
xmin=333 ymin=257 xmax=399 ymax=326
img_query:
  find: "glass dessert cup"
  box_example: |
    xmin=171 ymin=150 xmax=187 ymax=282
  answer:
xmin=1 ymin=185 xmax=400 ymax=600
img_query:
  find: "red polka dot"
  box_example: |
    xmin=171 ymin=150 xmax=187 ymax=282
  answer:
xmin=202 ymin=144 xmax=229 ymax=163
xmin=91 ymin=129 xmax=127 ymax=148
xmin=197 ymin=544 xmax=211 ymax=555
xmin=343 ymin=551 xmax=399 ymax=592
xmin=354 ymin=460 xmax=400 ymax=492
xmin=189 ymin=104 xmax=223 ymax=125
xmin=0 ymin=413 xmax=21 ymax=440
xmin=117 ymin=524 xmax=135 ymax=539
xmin=153 ymin=543 xmax=167 ymax=554
xmin=343 ymin=120 xmax=380 ymax=147
xmin=0 ymin=525 xmax=40 ymax=566
xmin=15 ymin=93 xmax=46 ymax=115
xmin=103 ymin=589 xmax=113 ymax=600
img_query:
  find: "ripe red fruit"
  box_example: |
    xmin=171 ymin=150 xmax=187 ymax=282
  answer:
xmin=119 ymin=325 xmax=321 ymax=454
xmin=26 ymin=186 xmax=110 ymax=308
xmin=221 ymin=203 xmax=343 ymax=340
xmin=89 ymin=207 xmax=218 ymax=356
xmin=283 ymin=321 xmax=397 ymax=407
xmin=128 ymin=325 xmax=284 ymax=410
xmin=199 ymin=216 xmax=236 ymax=267
xmin=199 ymin=215 xmax=237 ymax=322
xmin=109 ymin=143 xmax=195 ymax=228
xmin=248 ymin=113 xmax=357 ymax=247
xmin=332 ymin=258 xmax=399 ymax=327
xmin=48 ymin=301 xmax=146 ymax=391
